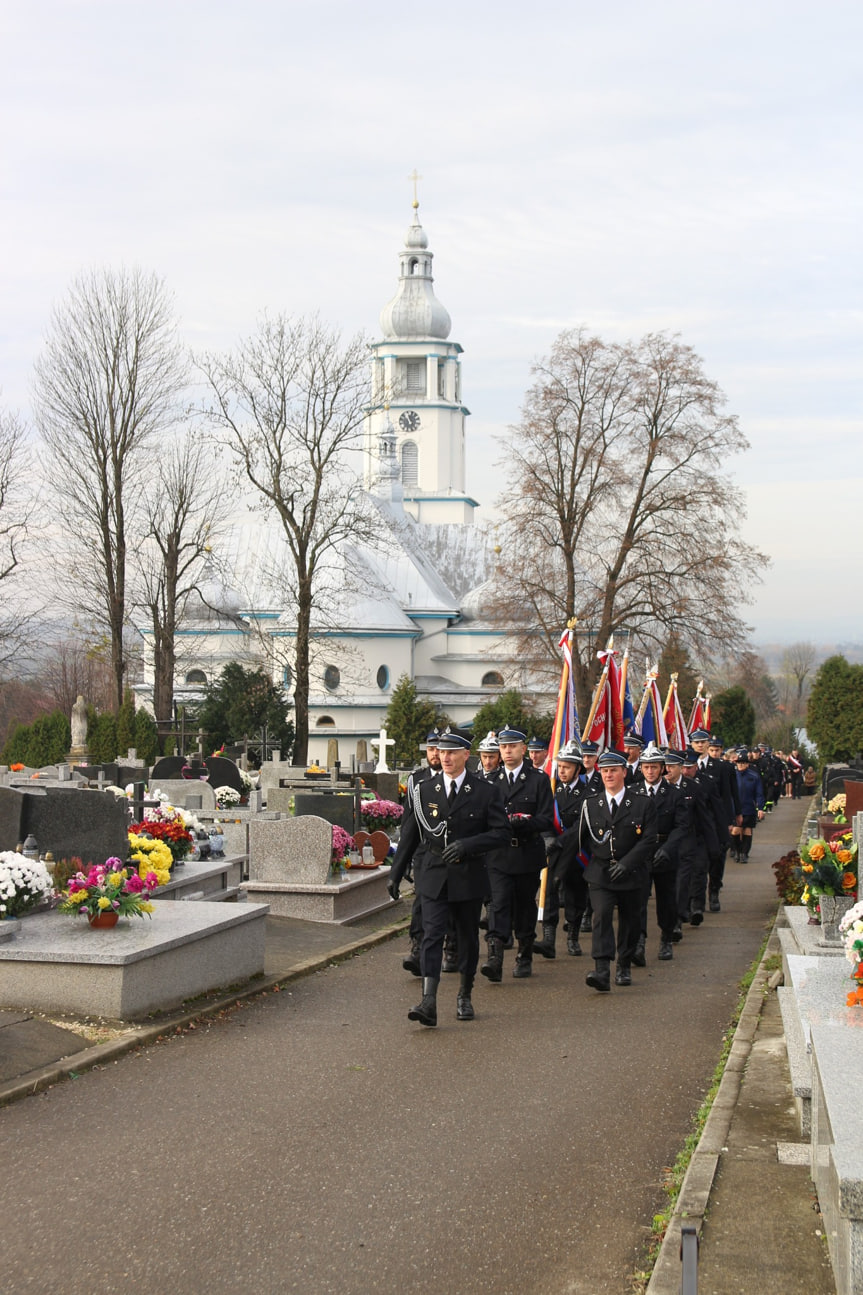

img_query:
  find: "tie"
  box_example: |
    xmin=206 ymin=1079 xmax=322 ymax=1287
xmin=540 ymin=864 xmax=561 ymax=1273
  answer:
xmin=448 ymin=781 xmax=457 ymax=806
xmin=610 ymin=798 xmax=618 ymax=819
xmin=509 ymin=772 xmax=515 ymax=789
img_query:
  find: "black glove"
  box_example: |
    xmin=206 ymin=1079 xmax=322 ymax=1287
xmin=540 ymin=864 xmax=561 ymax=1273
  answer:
xmin=608 ymin=860 xmax=629 ymax=883
xmin=442 ymin=840 xmax=467 ymax=865
xmin=509 ymin=816 xmax=532 ymax=838
xmin=653 ymin=848 xmax=671 ymax=868
xmin=386 ymin=877 xmax=400 ymax=901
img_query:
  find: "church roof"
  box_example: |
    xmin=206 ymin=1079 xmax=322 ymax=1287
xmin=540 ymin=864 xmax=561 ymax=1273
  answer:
xmin=379 ymin=202 xmax=451 ymax=342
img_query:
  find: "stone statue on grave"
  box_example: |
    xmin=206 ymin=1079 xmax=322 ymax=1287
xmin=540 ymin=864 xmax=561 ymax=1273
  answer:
xmin=69 ymin=694 xmax=88 ymax=760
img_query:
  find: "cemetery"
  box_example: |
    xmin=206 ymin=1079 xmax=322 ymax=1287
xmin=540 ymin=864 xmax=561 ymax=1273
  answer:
xmin=0 ymin=718 xmax=404 ymax=1022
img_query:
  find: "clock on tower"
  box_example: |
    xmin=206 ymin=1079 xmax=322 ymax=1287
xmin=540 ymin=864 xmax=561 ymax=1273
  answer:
xmin=398 ymin=410 xmax=421 ymax=433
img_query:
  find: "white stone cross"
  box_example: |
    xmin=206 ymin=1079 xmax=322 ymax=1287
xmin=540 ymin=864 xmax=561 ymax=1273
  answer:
xmin=371 ymin=727 xmax=396 ymax=773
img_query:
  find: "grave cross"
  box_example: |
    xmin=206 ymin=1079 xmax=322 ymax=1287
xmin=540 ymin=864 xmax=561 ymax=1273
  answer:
xmin=371 ymin=727 xmax=396 ymax=773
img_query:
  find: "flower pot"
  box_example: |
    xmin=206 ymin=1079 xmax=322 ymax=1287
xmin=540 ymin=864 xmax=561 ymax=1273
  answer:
xmin=87 ymin=910 xmax=119 ymax=930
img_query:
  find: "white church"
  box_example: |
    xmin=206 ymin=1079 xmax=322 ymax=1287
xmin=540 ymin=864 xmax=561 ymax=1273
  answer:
xmin=135 ymin=198 xmax=529 ymax=763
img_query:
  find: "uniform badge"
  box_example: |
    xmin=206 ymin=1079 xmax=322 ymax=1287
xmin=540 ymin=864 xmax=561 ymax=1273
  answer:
xmin=636 ymin=826 xmax=642 ymax=835
xmin=598 ymin=828 xmax=605 ymax=838
xmin=429 ymin=803 xmax=439 ymax=818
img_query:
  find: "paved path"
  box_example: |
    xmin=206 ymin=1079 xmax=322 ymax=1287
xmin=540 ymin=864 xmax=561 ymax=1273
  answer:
xmin=0 ymin=802 xmax=803 ymax=1295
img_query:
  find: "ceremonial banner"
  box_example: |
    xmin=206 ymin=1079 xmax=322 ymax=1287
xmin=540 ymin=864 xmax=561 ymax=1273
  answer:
xmin=688 ymin=680 xmax=706 ymax=733
xmin=543 ymin=623 xmax=581 ymax=812
xmin=584 ymin=642 xmax=623 ymax=752
xmin=663 ymin=675 xmax=689 ymax=750
xmin=621 ymin=648 xmax=636 ymax=735
xmin=636 ymin=669 xmax=668 ymax=746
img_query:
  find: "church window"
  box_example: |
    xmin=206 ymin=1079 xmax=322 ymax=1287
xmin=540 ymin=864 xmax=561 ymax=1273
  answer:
xmin=438 ymin=362 xmax=447 ymax=398
xmin=316 ymin=715 xmax=336 ymax=727
xmin=454 ymin=365 xmax=461 ymax=401
xmin=376 ymin=665 xmax=390 ymax=691
xmin=282 ymin=665 xmax=293 ymax=688
xmin=481 ymin=671 xmax=504 ymax=687
xmin=401 ymin=441 xmax=418 ymax=486
xmin=409 ymin=258 xmax=420 ymax=276
xmin=404 ymin=360 xmax=425 ymax=394
xmin=185 ymin=669 xmax=207 ymax=685
xmin=323 ymin=665 xmax=341 ymax=691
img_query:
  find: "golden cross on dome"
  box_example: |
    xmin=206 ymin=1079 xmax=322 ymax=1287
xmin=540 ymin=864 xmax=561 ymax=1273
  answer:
xmin=408 ymin=168 xmax=423 ymax=209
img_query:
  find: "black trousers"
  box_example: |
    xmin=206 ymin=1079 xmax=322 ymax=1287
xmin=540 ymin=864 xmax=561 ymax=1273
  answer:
xmin=543 ymin=863 xmax=588 ymax=929
xmin=680 ymin=841 xmax=709 ymax=917
xmin=419 ymin=893 xmax=483 ymax=979
xmin=708 ymin=849 xmax=726 ymax=892
xmin=639 ymin=871 xmax=679 ymax=939
xmin=589 ymin=884 xmax=641 ymax=965
xmin=487 ymin=866 xmax=541 ymax=944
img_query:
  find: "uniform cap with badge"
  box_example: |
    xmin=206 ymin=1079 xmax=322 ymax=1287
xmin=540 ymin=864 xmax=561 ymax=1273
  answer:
xmin=477 ymin=730 xmax=500 ymax=752
xmin=497 ymin=725 xmax=527 ymax=744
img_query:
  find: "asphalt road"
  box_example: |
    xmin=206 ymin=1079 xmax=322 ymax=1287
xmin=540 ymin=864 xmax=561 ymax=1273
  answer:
xmin=0 ymin=801 xmax=800 ymax=1295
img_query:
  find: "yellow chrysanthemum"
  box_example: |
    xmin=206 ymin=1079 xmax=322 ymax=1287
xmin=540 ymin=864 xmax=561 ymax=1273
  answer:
xmin=107 ymin=872 xmax=123 ymax=887
xmin=139 ymin=901 xmax=155 ymax=913
xmin=68 ymin=890 xmax=89 ymax=904
xmin=97 ymin=896 xmax=111 ymax=910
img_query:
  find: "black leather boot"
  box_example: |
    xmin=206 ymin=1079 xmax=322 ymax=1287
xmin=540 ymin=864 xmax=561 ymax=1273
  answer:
xmin=513 ymin=938 xmax=533 ymax=978
xmin=533 ymin=922 xmax=557 ymax=959
xmin=566 ymin=930 xmax=582 ymax=955
xmin=456 ymin=974 xmax=475 ymax=1020
xmin=481 ymin=936 xmax=503 ymax=982
xmin=658 ymin=939 xmax=673 ymax=960
xmin=579 ymin=911 xmax=593 ymax=934
xmin=632 ymin=933 xmax=647 ymax=967
xmin=586 ymin=958 xmax=611 ymax=992
xmin=615 ymin=963 xmax=632 ymax=986
xmin=442 ymin=933 xmax=459 ymax=973
xmin=402 ymin=935 xmax=422 ymax=977
xmin=408 ymin=977 xmax=439 ymax=1026
xmin=709 ymin=889 xmax=721 ymax=912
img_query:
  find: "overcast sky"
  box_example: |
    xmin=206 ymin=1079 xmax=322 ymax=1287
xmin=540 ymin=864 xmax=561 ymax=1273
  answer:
xmin=2 ymin=0 xmax=861 ymax=647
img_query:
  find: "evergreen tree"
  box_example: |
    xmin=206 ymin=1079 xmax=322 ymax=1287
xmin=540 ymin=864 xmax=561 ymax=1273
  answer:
xmin=88 ymin=712 xmax=118 ymax=764
xmin=709 ymin=686 xmax=755 ymax=747
xmin=116 ymin=688 xmax=136 ymax=758
xmin=807 ymin=655 xmax=863 ymax=763
xmin=384 ymin=675 xmax=448 ymax=768
xmin=470 ymin=689 xmax=547 ymax=747
xmin=194 ymin=663 xmax=294 ymax=765
xmin=25 ymin=711 xmax=72 ymax=765
xmin=2 ymin=723 xmax=32 ymax=764
xmin=133 ymin=708 xmax=160 ymax=767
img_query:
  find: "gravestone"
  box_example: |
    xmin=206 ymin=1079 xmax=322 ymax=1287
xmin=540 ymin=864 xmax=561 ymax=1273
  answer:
xmin=248 ymin=816 xmax=332 ymax=885
xmin=0 ymin=787 xmax=26 ymax=849
xmin=294 ymin=793 xmax=355 ymax=834
xmin=147 ymin=780 xmax=217 ymax=813
xmin=207 ymin=756 xmax=245 ymax=796
xmin=0 ymin=787 xmax=130 ymax=863
xmin=360 ymin=772 xmax=401 ymax=802
xmin=151 ymin=755 xmax=187 ymax=782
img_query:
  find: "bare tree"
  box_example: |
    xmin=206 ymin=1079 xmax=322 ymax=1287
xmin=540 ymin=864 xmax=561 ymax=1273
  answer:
xmin=487 ymin=330 xmax=769 ymax=717
xmin=132 ymin=434 xmax=226 ymax=736
xmin=782 ymin=641 xmax=818 ymax=705
xmin=32 ymin=267 xmax=188 ymax=712
xmin=40 ymin=632 xmax=116 ymax=716
xmin=198 ymin=314 xmax=371 ymax=762
xmin=0 ymin=404 xmax=37 ymax=669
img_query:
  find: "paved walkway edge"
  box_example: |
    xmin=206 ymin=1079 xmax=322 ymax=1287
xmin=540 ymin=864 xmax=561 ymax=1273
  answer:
xmin=0 ymin=918 xmax=409 ymax=1110
xmin=646 ymin=906 xmax=781 ymax=1294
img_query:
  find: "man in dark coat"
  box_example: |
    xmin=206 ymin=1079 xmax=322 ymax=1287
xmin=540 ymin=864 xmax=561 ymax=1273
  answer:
xmin=535 ymin=738 xmax=594 ymax=959
xmin=679 ymin=748 xmax=722 ymax=922
xmin=633 ymin=745 xmax=692 ymax=962
xmin=577 ymin=749 xmax=657 ymax=991
xmin=388 ymin=728 xmax=509 ymax=1027
xmin=481 ymin=725 xmax=555 ymax=982
xmin=400 ymin=728 xmax=443 ymax=976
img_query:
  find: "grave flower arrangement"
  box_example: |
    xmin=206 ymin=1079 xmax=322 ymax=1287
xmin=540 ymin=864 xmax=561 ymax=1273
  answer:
xmin=359 ymin=799 xmax=404 ymax=833
xmin=128 ymin=804 xmax=194 ymax=865
xmin=127 ymin=833 xmax=173 ymax=887
xmin=58 ymin=859 xmax=158 ymax=922
xmin=215 ymin=786 xmax=242 ymax=809
xmin=0 ymin=850 xmax=53 ymax=918
xmin=827 ymin=793 xmax=848 ymax=823
xmin=796 ymin=833 xmax=858 ymax=898
xmin=332 ymin=824 xmax=356 ymax=875
xmin=839 ymin=901 xmax=863 ymax=1005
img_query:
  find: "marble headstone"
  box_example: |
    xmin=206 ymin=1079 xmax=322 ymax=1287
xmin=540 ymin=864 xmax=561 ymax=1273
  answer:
xmin=248 ymin=815 xmax=332 ymax=885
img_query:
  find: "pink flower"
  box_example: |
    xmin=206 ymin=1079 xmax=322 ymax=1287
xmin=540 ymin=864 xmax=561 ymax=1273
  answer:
xmin=124 ymin=873 xmax=145 ymax=893
xmin=144 ymin=872 xmax=159 ymax=890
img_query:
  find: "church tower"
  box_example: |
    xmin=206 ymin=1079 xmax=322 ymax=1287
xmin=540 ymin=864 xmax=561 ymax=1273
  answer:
xmin=364 ymin=191 xmax=477 ymax=525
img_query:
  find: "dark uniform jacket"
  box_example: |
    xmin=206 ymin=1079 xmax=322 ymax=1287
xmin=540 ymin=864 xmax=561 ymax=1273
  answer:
xmin=486 ymin=763 xmax=555 ymax=875
xmin=583 ymin=768 xmax=603 ymax=796
xmin=675 ymin=773 xmax=720 ymax=856
xmin=577 ymin=790 xmax=657 ymax=891
xmin=548 ymin=778 xmax=597 ymax=880
xmin=390 ymin=770 xmax=509 ymax=903
xmin=634 ymin=781 xmax=692 ymax=874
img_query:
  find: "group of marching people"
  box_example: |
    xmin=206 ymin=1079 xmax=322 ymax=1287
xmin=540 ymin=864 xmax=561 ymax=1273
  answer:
xmin=388 ymin=723 xmax=766 ymax=1026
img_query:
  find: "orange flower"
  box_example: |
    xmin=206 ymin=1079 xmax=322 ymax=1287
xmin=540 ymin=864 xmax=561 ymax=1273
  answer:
xmin=848 ymin=985 xmax=863 ymax=1007
xmin=837 ymin=849 xmax=853 ymax=865
xmin=809 ymin=843 xmax=826 ymax=861
xmin=802 ymin=864 xmax=814 ymax=873
xmin=10 ymin=762 xmax=24 ymax=772
xmin=842 ymin=872 xmax=857 ymax=891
